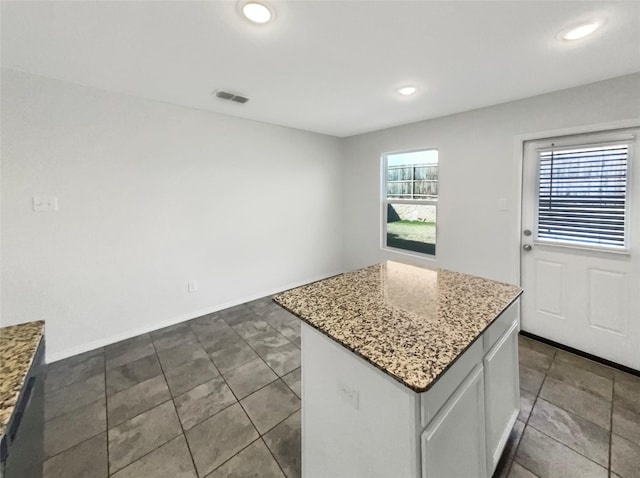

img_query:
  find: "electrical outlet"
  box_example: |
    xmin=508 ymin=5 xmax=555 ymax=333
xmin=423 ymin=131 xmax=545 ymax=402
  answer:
xmin=337 ymin=381 xmax=359 ymax=410
xmin=33 ymin=196 xmax=58 ymax=212
xmin=187 ymin=280 xmax=198 ymax=293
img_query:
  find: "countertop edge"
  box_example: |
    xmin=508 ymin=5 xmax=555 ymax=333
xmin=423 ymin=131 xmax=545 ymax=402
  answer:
xmin=273 ymin=289 xmax=523 ymax=394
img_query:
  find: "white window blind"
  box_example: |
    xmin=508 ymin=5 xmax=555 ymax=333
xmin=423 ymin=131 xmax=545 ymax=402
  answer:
xmin=537 ymin=142 xmax=629 ymax=248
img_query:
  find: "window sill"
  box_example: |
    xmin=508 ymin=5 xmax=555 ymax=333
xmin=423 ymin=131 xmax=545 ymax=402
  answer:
xmin=382 ymin=245 xmax=437 ymax=261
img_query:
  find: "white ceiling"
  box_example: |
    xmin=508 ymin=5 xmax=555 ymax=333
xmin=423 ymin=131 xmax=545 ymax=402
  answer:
xmin=2 ymin=1 xmax=639 ymax=137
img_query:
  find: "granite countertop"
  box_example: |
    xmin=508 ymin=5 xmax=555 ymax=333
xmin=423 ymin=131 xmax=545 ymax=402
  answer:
xmin=0 ymin=321 xmax=45 ymax=433
xmin=274 ymin=261 xmax=522 ymax=393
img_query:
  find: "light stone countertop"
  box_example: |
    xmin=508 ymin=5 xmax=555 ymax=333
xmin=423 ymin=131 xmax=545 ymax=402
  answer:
xmin=0 ymin=320 xmax=45 ymax=433
xmin=274 ymin=261 xmax=522 ymax=392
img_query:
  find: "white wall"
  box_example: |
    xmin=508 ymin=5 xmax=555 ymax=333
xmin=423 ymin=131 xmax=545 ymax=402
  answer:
xmin=1 ymin=68 xmax=344 ymax=361
xmin=342 ymin=73 xmax=640 ymax=284
xmin=4 ymin=69 xmax=639 ymax=362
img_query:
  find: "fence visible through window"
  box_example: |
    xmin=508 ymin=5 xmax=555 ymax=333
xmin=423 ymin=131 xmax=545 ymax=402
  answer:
xmin=536 ymin=142 xmax=629 ymax=249
xmin=387 ymin=164 xmax=438 ymax=200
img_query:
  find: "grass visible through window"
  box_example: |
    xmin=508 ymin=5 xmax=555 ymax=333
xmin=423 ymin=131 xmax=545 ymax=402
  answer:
xmin=386 ymin=220 xmax=436 ymax=255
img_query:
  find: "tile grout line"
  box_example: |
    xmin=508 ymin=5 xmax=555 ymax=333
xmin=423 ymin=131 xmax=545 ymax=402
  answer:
xmin=43 ymin=379 xmax=105 ymax=423
xmin=46 ymin=301 xmax=297 ymax=477
xmin=102 ymin=333 xmax=198 ymax=475
xmin=104 ymin=390 xmax=176 ymax=430
xmin=103 ymin=349 xmax=111 ymax=477
xmin=190 ymin=313 xmax=299 ymax=419
xmin=187 ymin=315 xmax=271 ymax=476
xmin=608 ymin=373 xmax=615 ymax=478
xmin=178 ymin=307 xmax=302 ymax=477
xmin=104 ymin=391 xmax=296 ymax=478
xmin=236 ymin=378 xmax=301 ymax=435
xmin=188 ymin=317 xmax=272 ymax=477
xmin=105 ymin=400 xmax=183 ymax=477
xmin=41 ymin=429 xmax=106 ymax=465
xmin=107 ymin=367 xmax=164 ymax=399
xmin=44 ymin=369 xmax=104 ymax=395
xmin=508 ymin=344 xmax=556 ymax=478
xmin=260 ymin=435 xmax=289 ymax=478
xmin=217 ymin=308 xmax=300 ymax=389
xmin=280 ymin=369 xmax=302 ymax=400
xmin=201 ymin=436 xmax=284 ymax=478
xmin=205 ymin=338 xmax=301 ymax=401
xmin=41 ymin=355 xmax=109 ymax=467
xmin=525 ymin=421 xmax=610 ymax=472
xmin=510 ymin=372 xmax=547 ymax=477
xmin=232 ymin=304 xmax=302 ymax=476
xmin=189 ymin=314 xmax=298 ymax=476
xmin=528 ymin=350 xmax=616 ymax=433
xmin=502 ymin=429 xmax=527 ymax=478
xmin=189 ymin=318 xmax=246 ymax=403
xmin=519 ymin=350 xmax=611 ymax=475
xmin=531 ymin=383 xmax=613 ymax=432
xmin=208 ymin=437 xmax=264 ymax=476
xmin=104 ymin=367 xmax=173 ymax=426
xmin=529 ymin=393 xmax=611 ymax=431
xmin=193 ymin=398 xmax=296 ymax=478
xmin=105 ymin=334 xmax=190 ymax=475
xmin=149 ymin=336 xmax=201 ymax=478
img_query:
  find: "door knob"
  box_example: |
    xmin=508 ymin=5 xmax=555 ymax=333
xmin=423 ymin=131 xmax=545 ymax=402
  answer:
xmin=523 ymin=244 xmax=532 ymax=251
xmin=523 ymin=229 xmax=532 ymax=237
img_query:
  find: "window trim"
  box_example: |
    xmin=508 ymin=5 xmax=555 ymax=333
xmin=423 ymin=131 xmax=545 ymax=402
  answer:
xmin=381 ymin=149 xmax=438 ymax=258
xmin=532 ymin=135 xmax=634 ymax=255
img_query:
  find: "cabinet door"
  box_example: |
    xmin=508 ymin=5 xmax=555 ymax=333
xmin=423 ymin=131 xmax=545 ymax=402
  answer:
xmin=422 ymin=365 xmax=486 ymax=478
xmin=484 ymin=320 xmax=520 ymax=475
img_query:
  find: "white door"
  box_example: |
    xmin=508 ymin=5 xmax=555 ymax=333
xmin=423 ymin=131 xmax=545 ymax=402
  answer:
xmin=521 ymin=129 xmax=640 ymax=371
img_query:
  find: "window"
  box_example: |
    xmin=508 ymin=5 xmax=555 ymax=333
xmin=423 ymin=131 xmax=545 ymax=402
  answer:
xmin=382 ymin=149 xmax=438 ymax=255
xmin=536 ymin=140 xmax=631 ymax=250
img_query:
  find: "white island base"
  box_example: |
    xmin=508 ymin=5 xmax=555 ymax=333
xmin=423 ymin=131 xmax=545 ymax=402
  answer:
xmin=301 ymin=303 xmax=520 ymax=478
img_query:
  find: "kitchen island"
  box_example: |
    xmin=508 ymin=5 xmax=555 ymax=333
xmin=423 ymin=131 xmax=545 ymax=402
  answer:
xmin=274 ymin=261 xmax=523 ymax=478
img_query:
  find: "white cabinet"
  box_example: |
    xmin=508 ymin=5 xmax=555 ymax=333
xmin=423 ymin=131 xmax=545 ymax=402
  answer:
xmin=484 ymin=320 xmax=520 ymax=476
xmin=300 ymin=302 xmax=521 ymax=478
xmin=420 ymin=340 xmax=483 ymax=427
xmin=422 ymin=365 xmax=487 ymax=478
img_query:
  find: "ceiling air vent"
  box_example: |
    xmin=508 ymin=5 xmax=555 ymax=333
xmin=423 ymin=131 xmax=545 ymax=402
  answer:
xmin=214 ymin=90 xmax=249 ymax=104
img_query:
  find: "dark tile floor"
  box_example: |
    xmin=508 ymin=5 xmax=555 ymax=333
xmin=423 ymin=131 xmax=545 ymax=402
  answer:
xmin=42 ymin=298 xmax=640 ymax=478
xmin=496 ymin=335 xmax=640 ymax=478
xmin=43 ymin=298 xmax=300 ymax=478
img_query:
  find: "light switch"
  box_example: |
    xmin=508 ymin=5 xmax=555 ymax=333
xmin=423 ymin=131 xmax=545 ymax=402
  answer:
xmin=498 ymin=198 xmax=508 ymax=212
xmin=33 ymin=196 xmax=58 ymax=212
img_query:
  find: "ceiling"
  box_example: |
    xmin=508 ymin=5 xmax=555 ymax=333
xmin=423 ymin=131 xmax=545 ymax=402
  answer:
xmin=2 ymin=1 xmax=639 ymax=137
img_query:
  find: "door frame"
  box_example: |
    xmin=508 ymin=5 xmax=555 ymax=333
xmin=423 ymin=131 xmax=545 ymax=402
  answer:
xmin=513 ymin=119 xmax=640 ymax=293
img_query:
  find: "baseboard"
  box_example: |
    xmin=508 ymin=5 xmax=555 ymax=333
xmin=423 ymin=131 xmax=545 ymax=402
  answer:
xmin=46 ymin=269 xmax=343 ymax=364
xmin=519 ymin=331 xmax=640 ymax=378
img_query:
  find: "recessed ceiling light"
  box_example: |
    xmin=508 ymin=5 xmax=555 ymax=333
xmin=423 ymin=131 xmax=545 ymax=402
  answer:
xmin=397 ymin=86 xmax=417 ymax=96
xmin=561 ymin=21 xmax=600 ymax=41
xmin=242 ymin=2 xmax=272 ymax=24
